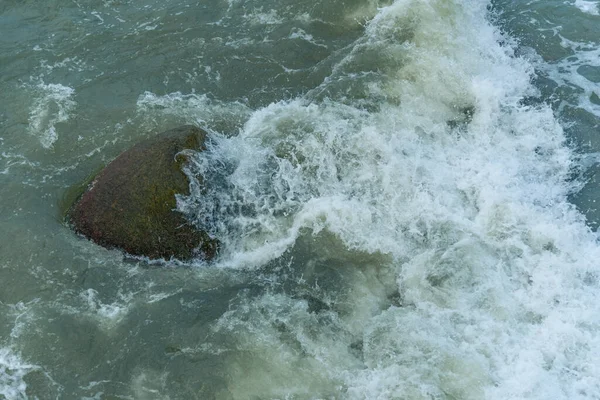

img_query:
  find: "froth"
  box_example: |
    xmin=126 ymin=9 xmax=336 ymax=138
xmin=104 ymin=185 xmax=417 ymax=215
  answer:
xmin=575 ymin=0 xmax=600 ymax=15
xmin=79 ymin=289 xmax=131 ymax=329
xmin=182 ymin=0 xmax=600 ymax=398
xmin=540 ymin=35 xmax=600 ymax=117
xmin=0 ymin=348 xmax=38 ymax=400
xmin=27 ymin=82 xmax=76 ymax=149
xmin=136 ymin=91 xmax=251 ymax=133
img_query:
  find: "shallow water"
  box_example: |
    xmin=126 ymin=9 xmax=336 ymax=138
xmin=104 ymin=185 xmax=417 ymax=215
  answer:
xmin=1 ymin=0 xmax=600 ymax=398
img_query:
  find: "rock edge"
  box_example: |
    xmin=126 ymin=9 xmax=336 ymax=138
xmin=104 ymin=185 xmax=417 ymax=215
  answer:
xmin=68 ymin=125 xmax=217 ymax=261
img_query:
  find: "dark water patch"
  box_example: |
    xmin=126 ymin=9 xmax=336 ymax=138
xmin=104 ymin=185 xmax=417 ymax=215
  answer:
xmin=58 ymin=163 xmax=105 ymax=220
xmin=577 ymin=65 xmax=600 ymax=83
xmin=491 ymin=0 xmax=600 ymax=233
xmin=569 ymin=165 xmax=600 ymax=231
xmin=9 ymin=264 xmax=261 ymax=398
xmin=2 ymin=0 xmax=600 ymax=397
xmin=560 ymin=106 xmax=600 ymax=151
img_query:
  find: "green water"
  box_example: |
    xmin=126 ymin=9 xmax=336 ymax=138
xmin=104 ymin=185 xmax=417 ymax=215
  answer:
xmin=0 ymin=1 xmax=389 ymax=397
xmin=1 ymin=0 xmax=600 ymax=398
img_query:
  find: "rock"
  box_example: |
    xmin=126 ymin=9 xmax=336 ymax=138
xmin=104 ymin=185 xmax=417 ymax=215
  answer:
xmin=68 ymin=125 xmax=217 ymax=261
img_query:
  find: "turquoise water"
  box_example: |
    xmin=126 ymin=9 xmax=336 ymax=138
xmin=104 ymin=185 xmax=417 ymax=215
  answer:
xmin=1 ymin=0 xmax=600 ymax=398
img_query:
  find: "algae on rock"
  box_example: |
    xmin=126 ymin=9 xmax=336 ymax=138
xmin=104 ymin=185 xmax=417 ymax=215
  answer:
xmin=68 ymin=125 xmax=217 ymax=261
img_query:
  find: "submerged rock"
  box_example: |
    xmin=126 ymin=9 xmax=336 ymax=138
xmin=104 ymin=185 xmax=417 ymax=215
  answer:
xmin=68 ymin=125 xmax=217 ymax=261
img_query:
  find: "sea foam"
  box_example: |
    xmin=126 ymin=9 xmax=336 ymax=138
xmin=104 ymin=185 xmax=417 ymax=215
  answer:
xmin=0 ymin=348 xmax=38 ymax=400
xmin=179 ymin=0 xmax=600 ymax=398
xmin=27 ymin=82 xmax=76 ymax=149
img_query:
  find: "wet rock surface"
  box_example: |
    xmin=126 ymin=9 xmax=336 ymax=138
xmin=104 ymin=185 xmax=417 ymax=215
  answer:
xmin=68 ymin=125 xmax=217 ymax=261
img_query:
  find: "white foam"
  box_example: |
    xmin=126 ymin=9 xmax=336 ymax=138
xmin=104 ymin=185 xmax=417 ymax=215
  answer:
xmin=130 ymin=370 xmax=169 ymax=399
xmin=27 ymin=82 xmax=76 ymax=149
xmin=183 ymin=0 xmax=600 ymax=397
xmin=136 ymin=91 xmax=251 ymax=129
xmin=243 ymin=9 xmax=284 ymax=26
xmin=79 ymin=289 xmax=131 ymax=330
xmin=7 ymin=300 xmax=41 ymax=340
xmin=90 ymin=11 xmax=104 ymax=24
xmin=575 ymin=0 xmax=599 ymax=15
xmin=536 ymin=34 xmax=600 ymax=117
xmin=146 ymin=289 xmax=183 ymax=304
xmin=135 ymin=17 xmax=161 ymax=32
xmin=0 ymin=348 xmax=38 ymax=400
xmin=288 ymin=28 xmax=328 ymax=48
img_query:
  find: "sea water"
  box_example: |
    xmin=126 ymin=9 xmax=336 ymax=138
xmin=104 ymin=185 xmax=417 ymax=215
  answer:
xmin=1 ymin=0 xmax=599 ymax=398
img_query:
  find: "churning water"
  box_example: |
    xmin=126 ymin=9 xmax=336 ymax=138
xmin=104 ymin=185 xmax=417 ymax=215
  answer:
xmin=1 ymin=0 xmax=600 ymax=398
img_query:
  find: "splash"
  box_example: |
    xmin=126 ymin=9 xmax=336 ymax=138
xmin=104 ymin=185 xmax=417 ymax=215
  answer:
xmin=27 ymin=82 xmax=76 ymax=149
xmin=0 ymin=348 xmax=39 ymax=400
xmin=575 ymin=0 xmax=599 ymax=15
xmin=178 ymin=0 xmax=600 ymax=398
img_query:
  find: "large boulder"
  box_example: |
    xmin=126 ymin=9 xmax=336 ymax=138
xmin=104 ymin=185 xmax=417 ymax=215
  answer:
xmin=68 ymin=125 xmax=217 ymax=261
